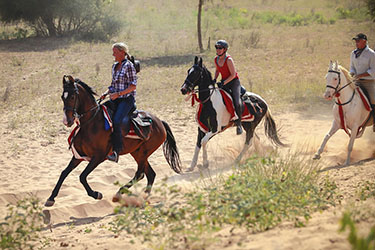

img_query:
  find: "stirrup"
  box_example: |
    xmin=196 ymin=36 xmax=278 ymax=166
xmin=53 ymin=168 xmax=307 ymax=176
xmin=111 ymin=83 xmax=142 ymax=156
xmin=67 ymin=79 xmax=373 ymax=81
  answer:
xmin=107 ymin=151 xmax=119 ymax=163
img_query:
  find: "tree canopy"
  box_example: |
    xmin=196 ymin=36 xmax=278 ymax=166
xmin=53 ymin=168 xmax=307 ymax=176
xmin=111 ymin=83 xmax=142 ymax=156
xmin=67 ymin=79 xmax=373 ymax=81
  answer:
xmin=0 ymin=0 xmax=123 ymax=40
xmin=367 ymin=0 xmax=375 ymax=21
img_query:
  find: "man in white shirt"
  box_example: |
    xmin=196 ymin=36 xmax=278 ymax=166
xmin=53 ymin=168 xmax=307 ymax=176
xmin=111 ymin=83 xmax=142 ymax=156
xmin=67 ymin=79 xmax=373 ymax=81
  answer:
xmin=350 ymin=33 xmax=375 ymax=130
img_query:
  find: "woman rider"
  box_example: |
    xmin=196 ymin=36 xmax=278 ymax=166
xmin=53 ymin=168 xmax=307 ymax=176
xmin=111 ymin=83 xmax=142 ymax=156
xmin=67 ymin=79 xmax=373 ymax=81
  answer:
xmin=101 ymin=42 xmax=137 ymax=163
xmin=213 ymin=39 xmax=243 ymax=135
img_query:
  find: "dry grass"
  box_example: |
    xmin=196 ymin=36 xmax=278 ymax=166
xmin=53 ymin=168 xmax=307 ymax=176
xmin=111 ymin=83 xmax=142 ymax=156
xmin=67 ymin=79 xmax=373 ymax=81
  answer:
xmin=0 ymin=0 xmax=374 ymax=148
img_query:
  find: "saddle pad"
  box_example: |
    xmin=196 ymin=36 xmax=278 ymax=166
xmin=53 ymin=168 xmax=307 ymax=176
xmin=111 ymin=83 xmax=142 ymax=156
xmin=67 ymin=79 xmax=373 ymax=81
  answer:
xmin=219 ymin=89 xmax=254 ymax=122
xmin=68 ymin=126 xmax=91 ymax=161
xmin=102 ymin=105 xmax=113 ymax=131
xmin=102 ymin=104 xmax=152 ymax=140
xmin=336 ymin=87 xmax=371 ymax=138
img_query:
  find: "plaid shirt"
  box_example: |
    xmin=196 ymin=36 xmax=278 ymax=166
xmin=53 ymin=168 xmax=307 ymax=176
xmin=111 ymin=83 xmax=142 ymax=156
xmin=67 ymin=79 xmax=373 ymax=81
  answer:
xmin=109 ymin=59 xmax=137 ymax=98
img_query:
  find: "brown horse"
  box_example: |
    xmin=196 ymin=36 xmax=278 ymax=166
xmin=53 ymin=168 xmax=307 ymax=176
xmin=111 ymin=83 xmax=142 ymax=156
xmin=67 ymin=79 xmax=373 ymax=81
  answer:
xmin=45 ymin=75 xmax=181 ymax=207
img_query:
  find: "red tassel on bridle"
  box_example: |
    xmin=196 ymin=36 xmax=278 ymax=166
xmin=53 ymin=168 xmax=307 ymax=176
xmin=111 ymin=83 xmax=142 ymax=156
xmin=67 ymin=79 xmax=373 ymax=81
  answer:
xmin=191 ymin=92 xmax=200 ymax=106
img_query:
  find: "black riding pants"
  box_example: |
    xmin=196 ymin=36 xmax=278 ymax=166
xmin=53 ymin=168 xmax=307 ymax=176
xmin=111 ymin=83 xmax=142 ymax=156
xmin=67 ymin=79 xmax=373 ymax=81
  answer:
xmin=222 ymin=78 xmax=242 ymax=123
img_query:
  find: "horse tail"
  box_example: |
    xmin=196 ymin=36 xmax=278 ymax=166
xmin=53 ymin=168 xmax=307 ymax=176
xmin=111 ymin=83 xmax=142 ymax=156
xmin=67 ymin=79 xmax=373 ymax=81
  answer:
xmin=264 ymin=109 xmax=286 ymax=147
xmin=162 ymin=121 xmax=182 ymax=174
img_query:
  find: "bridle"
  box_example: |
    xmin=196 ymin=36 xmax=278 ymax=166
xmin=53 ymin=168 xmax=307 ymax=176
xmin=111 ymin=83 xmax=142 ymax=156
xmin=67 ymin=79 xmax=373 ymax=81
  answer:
xmin=63 ymin=81 xmax=100 ymax=127
xmin=326 ymin=69 xmax=355 ymax=106
xmin=183 ymin=66 xmax=215 ymax=104
xmin=183 ymin=65 xmax=204 ymax=92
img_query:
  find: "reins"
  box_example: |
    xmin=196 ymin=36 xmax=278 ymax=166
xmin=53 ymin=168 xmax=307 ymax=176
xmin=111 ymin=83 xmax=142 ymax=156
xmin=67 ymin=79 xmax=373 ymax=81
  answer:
xmin=189 ymin=86 xmax=216 ymax=106
xmin=65 ymin=82 xmax=102 ymax=149
xmin=64 ymin=81 xmax=101 ymax=128
xmin=184 ymin=66 xmax=216 ymax=106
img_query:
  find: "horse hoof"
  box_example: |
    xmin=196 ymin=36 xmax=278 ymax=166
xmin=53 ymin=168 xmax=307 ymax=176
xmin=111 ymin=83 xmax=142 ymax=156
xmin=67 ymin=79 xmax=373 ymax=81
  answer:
xmin=200 ymin=162 xmax=209 ymax=170
xmin=185 ymin=167 xmax=195 ymax=172
xmin=313 ymin=154 xmax=321 ymax=160
xmin=94 ymin=192 xmax=103 ymax=200
xmin=44 ymin=199 xmax=55 ymax=207
xmin=112 ymin=192 xmax=122 ymax=203
xmin=42 ymin=210 xmax=51 ymax=224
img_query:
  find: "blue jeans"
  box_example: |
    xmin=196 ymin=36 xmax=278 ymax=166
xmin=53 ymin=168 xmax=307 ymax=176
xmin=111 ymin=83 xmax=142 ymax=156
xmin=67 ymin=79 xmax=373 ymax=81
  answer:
xmin=112 ymin=95 xmax=135 ymax=152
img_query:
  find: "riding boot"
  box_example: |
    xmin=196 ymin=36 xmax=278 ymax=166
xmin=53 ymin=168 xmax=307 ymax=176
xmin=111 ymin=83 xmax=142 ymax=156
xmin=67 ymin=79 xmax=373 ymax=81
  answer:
xmin=235 ymin=119 xmax=243 ymax=135
xmin=108 ymin=126 xmax=123 ymax=163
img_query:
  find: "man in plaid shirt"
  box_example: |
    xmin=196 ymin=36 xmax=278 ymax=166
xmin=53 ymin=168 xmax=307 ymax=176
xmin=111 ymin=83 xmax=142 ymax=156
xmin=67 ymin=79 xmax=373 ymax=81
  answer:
xmin=101 ymin=42 xmax=137 ymax=163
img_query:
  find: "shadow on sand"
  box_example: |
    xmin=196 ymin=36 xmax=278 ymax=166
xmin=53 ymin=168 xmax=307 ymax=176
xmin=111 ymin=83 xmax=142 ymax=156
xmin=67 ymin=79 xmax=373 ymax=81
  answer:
xmin=318 ymin=157 xmax=375 ymax=172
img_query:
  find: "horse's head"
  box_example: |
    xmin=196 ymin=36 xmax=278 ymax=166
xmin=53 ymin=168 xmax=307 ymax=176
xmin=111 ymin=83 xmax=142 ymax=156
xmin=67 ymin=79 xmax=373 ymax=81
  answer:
xmin=324 ymin=60 xmax=342 ymax=100
xmin=62 ymin=75 xmax=98 ymax=127
xmin=62 ymin=75 xmax=80 ymax=127
xmin=181 ymin=56 xmax=204 ymax=95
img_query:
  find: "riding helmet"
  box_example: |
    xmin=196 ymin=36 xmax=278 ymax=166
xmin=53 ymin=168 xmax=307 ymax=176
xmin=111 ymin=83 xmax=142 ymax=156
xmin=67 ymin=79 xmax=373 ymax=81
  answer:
xmin=215 ymin=40 xmax=229 ymax=49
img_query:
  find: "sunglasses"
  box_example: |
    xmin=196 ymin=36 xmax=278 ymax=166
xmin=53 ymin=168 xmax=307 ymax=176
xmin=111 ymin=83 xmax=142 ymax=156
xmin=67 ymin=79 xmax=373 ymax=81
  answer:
xmin=215 ymin=46 xmax=224 ymax=49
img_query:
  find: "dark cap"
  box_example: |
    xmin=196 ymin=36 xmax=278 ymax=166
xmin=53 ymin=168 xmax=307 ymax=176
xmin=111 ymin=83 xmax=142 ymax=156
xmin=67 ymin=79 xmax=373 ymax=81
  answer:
xmin=352 ymin=33 xmax=367 ymax=41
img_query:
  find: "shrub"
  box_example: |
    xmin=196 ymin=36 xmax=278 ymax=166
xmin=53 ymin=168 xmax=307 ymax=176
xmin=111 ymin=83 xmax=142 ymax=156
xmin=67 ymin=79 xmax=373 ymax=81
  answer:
xmin=0 ymin=196 xmax=46 ymax=249
xmin=109 ymin=156 xmax=338 ymax=249
xmin=340 ymin=212 xmax=375 ymax=250
xmin=0 ymin=0 xmax=124 ymax=41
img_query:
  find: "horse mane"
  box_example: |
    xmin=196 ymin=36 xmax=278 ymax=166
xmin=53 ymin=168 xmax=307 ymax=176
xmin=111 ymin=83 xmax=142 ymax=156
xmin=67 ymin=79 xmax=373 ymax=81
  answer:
xmin=338 ymin=65 xmax=355 ymax=89
xmin=75 ymin=78 xmax=98 ymax=102
xmin=202 ymin=65 xmax=213 ymax=82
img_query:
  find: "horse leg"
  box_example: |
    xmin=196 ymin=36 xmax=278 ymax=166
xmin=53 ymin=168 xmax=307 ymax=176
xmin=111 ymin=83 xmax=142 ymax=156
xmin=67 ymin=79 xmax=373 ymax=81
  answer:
xmin=79 ymin=157 xmax=105 ymax=200
xmin=45 ymin=157 xmax=82 ymax=207
xmin=117 ymin=166 xmax=145 ymax=193
xmin=313 ymin=121 xmax=340 ymax=160
xmin=144 ymin=162 xmax=156 ymax=193
xmin=201 ymin=132 xmax=215 ymax=169
xmin=345 ymin=127 xmax=359 ymax=166
xmin=112 ymin=166 xmax=146 ymax=202
xmin=235 ymin=122 xmax=254 ymax=165
xmin=186 ymin=128 xmax=205 ymax=172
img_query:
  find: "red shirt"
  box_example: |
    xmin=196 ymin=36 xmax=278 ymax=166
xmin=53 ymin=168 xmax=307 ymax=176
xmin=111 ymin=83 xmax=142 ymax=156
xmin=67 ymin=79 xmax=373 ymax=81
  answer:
xmin=214 ymin=55 xmax=239 ymax=81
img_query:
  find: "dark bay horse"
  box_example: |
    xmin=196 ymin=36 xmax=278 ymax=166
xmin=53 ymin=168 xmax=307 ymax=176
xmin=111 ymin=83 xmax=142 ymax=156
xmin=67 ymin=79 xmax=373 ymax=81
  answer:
xmin=45 ymin=75 xmax=181 ymax=206
xmin=181 ymin=57 xmax=285 ymax=171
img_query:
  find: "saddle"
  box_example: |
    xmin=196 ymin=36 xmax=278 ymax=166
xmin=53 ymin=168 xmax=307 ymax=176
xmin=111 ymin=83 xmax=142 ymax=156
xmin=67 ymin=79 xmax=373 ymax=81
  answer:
xmin=242 ymin=92 xmax=264 ymax=116
xmin=103 ymin=101 xmax=152 ymax=140
xmin=219 ymin=87 xmax=263 ymax=120
xmin=356 ymin=83 xmax=375 ymax=130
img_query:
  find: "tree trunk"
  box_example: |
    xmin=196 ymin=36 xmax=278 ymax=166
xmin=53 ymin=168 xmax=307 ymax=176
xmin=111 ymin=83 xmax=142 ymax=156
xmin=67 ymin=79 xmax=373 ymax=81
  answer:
xmin=197 ymin=0 xmax=204 ymax=53
xmin=41 ymin=15 xmax=56 ymax=37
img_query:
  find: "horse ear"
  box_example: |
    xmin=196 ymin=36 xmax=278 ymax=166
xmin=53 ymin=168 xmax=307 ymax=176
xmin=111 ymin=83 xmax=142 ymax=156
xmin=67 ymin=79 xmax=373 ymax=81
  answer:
xmin=194 ymin=56 xmax=198 ymax=65
xmin=67 ymin=75 xmax=75 ymax=83
xmin=334 ymin=61 xmax=339 ymax=70
xmin=329 ymin=60 xmax=333 ymax=70
xmin=198 ymin=57 xmax=203 ymax=67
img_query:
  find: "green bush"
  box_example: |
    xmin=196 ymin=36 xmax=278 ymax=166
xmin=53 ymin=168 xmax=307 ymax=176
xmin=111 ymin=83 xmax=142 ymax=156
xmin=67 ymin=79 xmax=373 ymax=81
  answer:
xmin=252 ymin=11 xmax=335 ymax=26
xmin=340 ymin=212 xmax=375 ymax=250
xmin=0 ymin=0 xmax=124 ymax=41
xmin=358 ymin=181 xmax=375 ymax=201
xmin=336 ymin=7 xmax=370 ymax=20
xmin=0 ymin=196 xmax=46 ymax=249
xmin=109 ymin=156 xmax=338 ymax=249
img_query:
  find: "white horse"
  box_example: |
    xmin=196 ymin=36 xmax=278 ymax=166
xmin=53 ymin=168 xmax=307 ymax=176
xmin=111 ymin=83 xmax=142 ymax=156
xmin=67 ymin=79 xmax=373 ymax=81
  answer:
xmin=313 ymin=61 xmax=373 ymax=165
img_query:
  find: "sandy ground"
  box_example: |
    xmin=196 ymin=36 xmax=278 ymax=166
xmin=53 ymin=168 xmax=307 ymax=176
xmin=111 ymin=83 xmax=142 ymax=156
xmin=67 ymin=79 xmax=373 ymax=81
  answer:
xmin=0 ymin=104 xmax=374 ymax=250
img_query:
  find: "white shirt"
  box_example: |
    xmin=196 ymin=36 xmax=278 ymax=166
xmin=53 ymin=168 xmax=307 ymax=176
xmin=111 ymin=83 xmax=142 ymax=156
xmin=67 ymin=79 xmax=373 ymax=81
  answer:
xmin=350 ymin=45 xmax=375 ymax=80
